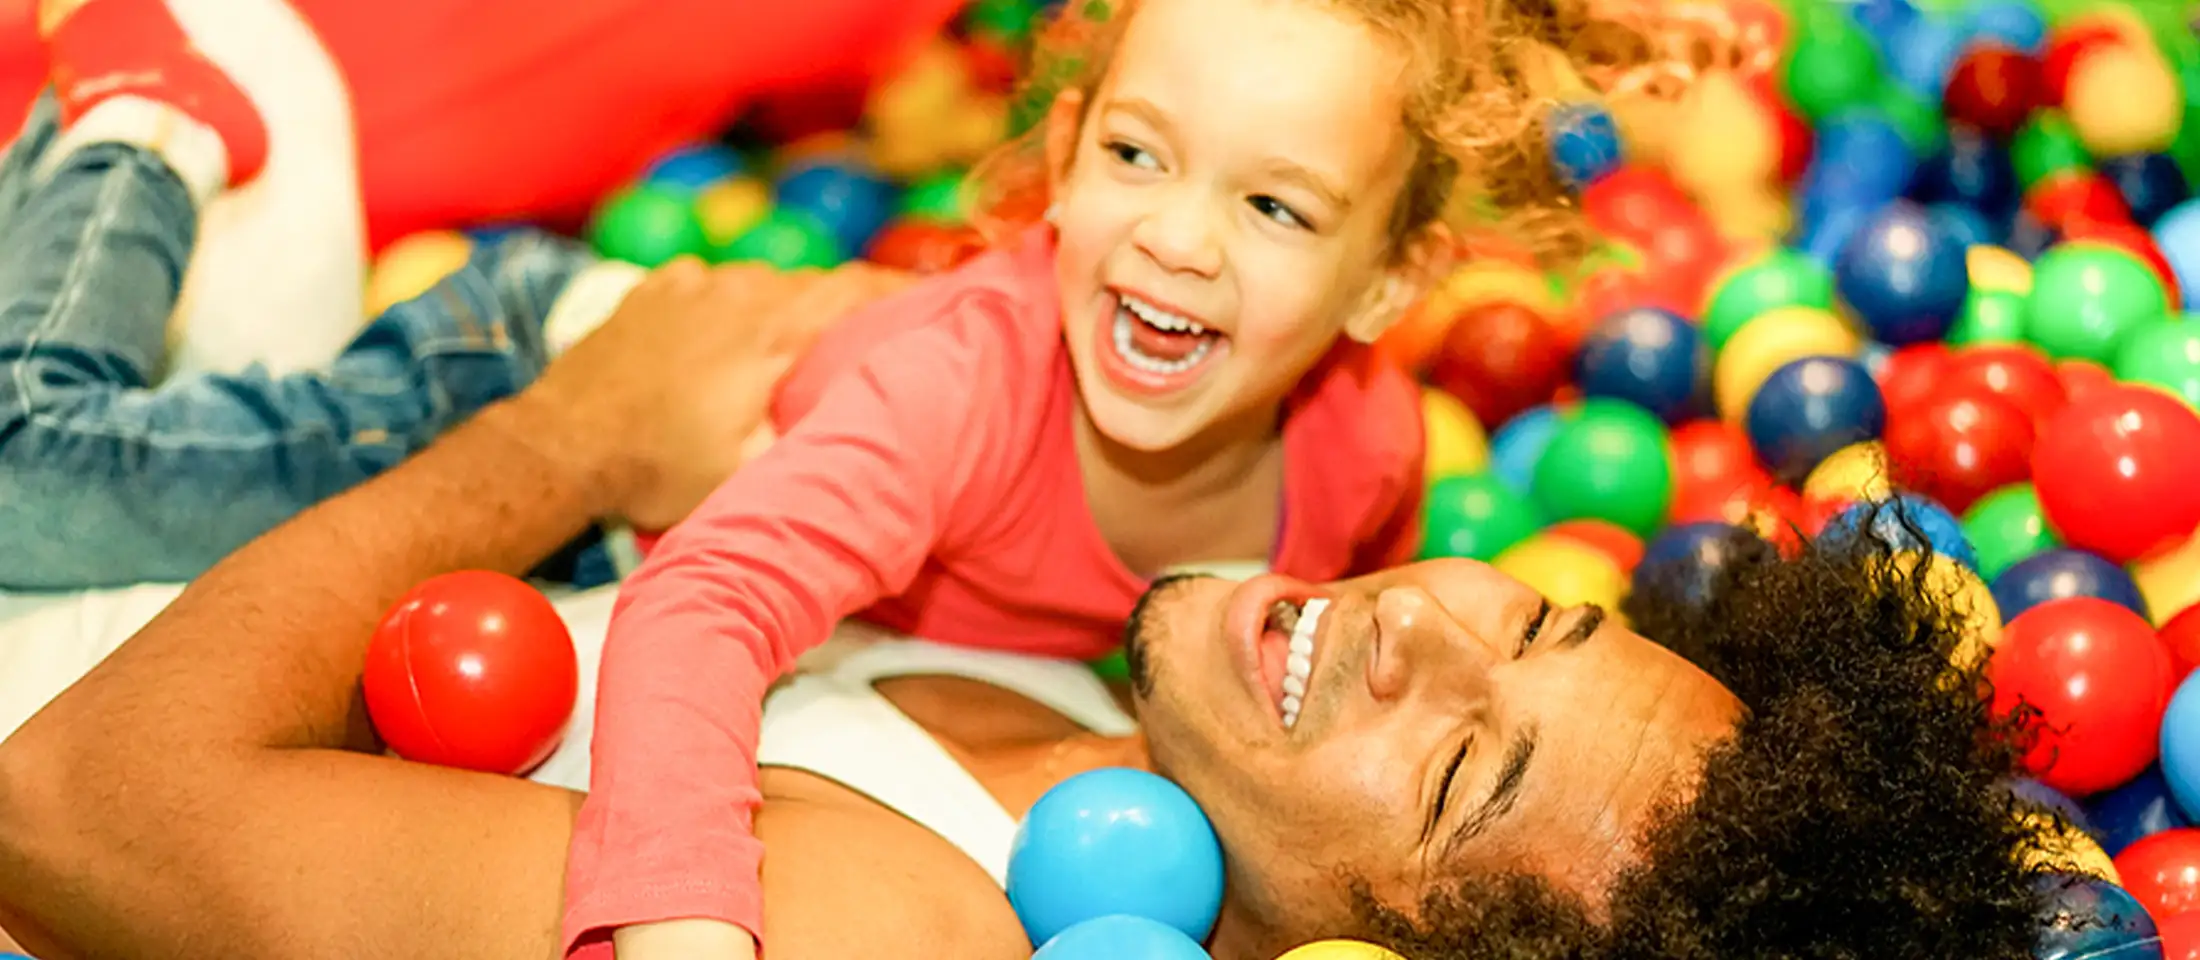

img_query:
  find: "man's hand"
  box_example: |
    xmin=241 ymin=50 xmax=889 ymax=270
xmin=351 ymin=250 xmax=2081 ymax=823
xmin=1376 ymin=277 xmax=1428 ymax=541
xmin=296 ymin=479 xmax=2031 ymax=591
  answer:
xmin=516 ymin=258 xmax=912 ymax=531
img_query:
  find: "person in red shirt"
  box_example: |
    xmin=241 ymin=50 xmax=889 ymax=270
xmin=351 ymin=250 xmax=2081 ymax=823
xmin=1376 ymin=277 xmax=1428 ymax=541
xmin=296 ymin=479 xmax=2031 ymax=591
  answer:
xmin=564 ymin=0 xmax=1615 ymax=956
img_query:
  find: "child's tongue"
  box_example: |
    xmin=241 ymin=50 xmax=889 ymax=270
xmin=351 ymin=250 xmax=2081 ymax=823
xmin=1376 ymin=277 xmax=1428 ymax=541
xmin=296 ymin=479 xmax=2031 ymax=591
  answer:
xmin=1130 ymin=319 xmax=1213 ymax=363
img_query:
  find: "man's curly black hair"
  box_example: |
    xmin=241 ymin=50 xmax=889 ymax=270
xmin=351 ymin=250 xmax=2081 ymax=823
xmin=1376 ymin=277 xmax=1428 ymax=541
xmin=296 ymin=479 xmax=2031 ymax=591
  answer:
xmin=1348 ymin=510 xmax=2059 ymax=959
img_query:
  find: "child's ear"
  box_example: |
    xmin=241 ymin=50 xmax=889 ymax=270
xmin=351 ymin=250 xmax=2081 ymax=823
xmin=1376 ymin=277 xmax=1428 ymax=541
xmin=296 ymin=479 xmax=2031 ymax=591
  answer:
xmin=1043 ymin=89 xmax=1087 ymax=199
xmin=1344 ymin=229 xmax=1449 ymax=344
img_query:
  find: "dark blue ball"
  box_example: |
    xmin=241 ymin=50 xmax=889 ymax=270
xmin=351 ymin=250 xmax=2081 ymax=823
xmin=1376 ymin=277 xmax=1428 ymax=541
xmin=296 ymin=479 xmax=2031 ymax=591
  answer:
xmin=1930 ymin=202 xmax=2001 ymax=249
xmin=1821 ymin=494 xmax=1979 ymax=571
xmin=2009 ymin=778 xmax=2095 ymax=834
xmin=2085 ymin=765 xmax=2193 ymax=857
xmin=2100 ymin=153 xmax=2192 ymax=228
xmin=645 ymin=143 xmax=746 ymax=195
xmin=1990 ymin=548 xmax=2151 ymax=623
xmin=1573 ymin=307 xmax=1706 ymax=422
xmin=1745 ymin=356 xmax=1888 ymax=482
xmin=1634 ymin=522 xmax=1774 ymax=612
xmin=774 ymin=163 xmax=900 ymax=258
xmin=1913 ymin=126 xmax=2020 ymax=217
xmin=1547 ymin=101 xmax=1625 ymax=191
xmin=2033 ymin=874 xmax=2163 ymax=960
xmin=1837 ymin=201 xmax=1972 ymax=345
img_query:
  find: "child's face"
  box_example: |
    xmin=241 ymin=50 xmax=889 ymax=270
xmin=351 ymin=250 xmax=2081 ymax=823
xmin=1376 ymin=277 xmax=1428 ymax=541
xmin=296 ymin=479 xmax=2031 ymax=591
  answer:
xmin=1047 ymin=0 xmax=1422 ymax=453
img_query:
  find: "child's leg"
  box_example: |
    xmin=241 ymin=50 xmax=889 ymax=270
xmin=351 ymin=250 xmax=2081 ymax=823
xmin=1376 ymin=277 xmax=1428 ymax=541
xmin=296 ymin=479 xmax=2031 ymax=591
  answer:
xmin=0 ymin=136 xmax=632 ymax=589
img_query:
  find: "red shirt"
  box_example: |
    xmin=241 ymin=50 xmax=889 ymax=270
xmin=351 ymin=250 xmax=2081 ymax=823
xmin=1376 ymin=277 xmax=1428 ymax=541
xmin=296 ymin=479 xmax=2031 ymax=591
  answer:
xmin=562 ymin=232 xmax=1426 ymax=954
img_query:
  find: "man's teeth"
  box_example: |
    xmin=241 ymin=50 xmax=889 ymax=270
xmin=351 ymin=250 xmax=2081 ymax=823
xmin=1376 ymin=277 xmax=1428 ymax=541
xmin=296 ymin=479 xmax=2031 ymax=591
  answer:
xmin=1280 ymin=598 xmax=1328 ymax=729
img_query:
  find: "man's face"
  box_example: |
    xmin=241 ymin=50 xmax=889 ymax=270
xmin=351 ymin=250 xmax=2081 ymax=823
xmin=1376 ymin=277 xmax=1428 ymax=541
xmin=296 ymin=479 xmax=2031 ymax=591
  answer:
xmin=1124 ymin=561 xmax=1743 ymax=958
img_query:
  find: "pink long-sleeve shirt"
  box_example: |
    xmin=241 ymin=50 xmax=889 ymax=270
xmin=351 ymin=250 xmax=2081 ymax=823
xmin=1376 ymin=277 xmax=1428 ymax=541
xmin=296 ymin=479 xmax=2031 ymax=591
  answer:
xmin=561 ymin=231 xmax=1427 ymax=956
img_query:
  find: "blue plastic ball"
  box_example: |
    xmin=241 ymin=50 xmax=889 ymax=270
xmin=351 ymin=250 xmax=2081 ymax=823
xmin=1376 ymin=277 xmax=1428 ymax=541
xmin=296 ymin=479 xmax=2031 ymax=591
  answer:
xmin=2085 ymin=765 xmax=2191 ymax=857
xmin=1929 ymin=202 xmax=2000 ymax=250
xmin=1572 ymin=307 xmax=1705 ymax=422
xmin=1847 ymin=0 xmax=1920 ymax=61
xmin=1489 ymin=404 xmax=1566 ymax=496
xmin=1547 ymin=101 xmax=1624 ymax=191
xmin=774 ymin=163 xmax=901 ymax=260
xmin=1809 ymin=110 xmax=1920 ymax=204
xmin=1836 ymin=201 xmax=1972 ymax=345
xmin=2033 ymin=874 xmax=2163 ymax=960
xmin=2100 ymin=154 xmax=2191 ymax=228
xmin=645 ymin=143 xmax=746 ymax=196
xmin=1032 ymin=916 xmax=1211 ymax=960
xmin=1965 ymin=0 xmax=2047 ymax=53
xmin=1744 ymin=356 xmax=1888 ymax=482
xmin=1822 ymin=494 xmax=1979 ymax=571
xmin=2161 ymin=673 xmax=2200 ymax=827
xmin=1884 ymin=12 xmax=1969 ymax=102
xmin=1989 ymin=549 xmax=2150 ymax=623
xmin=2150 ymin=199 xmax=2200 ymax=311
xmin=2010 ymin=778 xmax=2095 ymax=834
xmin=1791 ymin=202 xmax=1878 ymax=269
xmin=1633 ymin=522 xmax=1772 ymax=612
xmin=1912 ymin=126 xmax=2019 ymax=218
xmin=1007 ymin=768 xmax=1225 ymax=947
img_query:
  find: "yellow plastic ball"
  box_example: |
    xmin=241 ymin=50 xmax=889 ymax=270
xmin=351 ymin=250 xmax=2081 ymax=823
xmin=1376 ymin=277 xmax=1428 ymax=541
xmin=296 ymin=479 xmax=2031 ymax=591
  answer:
xmin=1878 ymin=552 xmax=2003 ymax=670
xmin=1422 ymin=388 xmax=1491 ymax=480
xmin=695 ymin=177 xmax=773 ymax=250
xmin=1713 ymin=305 xmax=1861 ymax=421
xmin=364 ymin=230 xmax=474 ymax=316
xmin=2065 ymin=46 xmax=2185 ymax=156
xmin=2134 ymin=526 xmax=2200 ymax=626
xmin=1275 ymin=941 xmax=1408 ymax=960
xmin=1968 ymin=245 xmax=2034 ymax=296
xmin=1493 ymin=534 xmax=1628 ymax=611
xmin=1803 ymin=441 xmax=1894 ymax=504
xmin=1667 ymin=71 xmax=1780 ymax=196
xmin=1698 ymin=186 xmax=1794 ymax=243
xmin=1430 ymin=260 xmax=1561 ymax=318
xmin=2017 ymin=809 xmax=2121 ymax=884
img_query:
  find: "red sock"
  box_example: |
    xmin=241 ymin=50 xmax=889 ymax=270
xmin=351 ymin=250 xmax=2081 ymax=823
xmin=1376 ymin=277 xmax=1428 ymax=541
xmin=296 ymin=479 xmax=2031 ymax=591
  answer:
xmin=46 ymin=0 xmax=267 ymax=185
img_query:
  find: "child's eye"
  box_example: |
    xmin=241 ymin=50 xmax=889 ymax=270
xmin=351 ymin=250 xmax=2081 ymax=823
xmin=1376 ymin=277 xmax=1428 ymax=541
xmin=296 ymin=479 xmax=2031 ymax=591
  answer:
xmin=1249 ymin=195 xmax=1308 ymax=230
xmin=1105 ymin=140 xmax=1159 ymax=170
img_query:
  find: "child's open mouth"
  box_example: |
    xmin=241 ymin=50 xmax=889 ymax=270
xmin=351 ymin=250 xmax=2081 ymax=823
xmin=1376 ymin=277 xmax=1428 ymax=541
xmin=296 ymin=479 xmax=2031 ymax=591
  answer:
xmin=1097 ymin=291 xmax=1230 ymax=395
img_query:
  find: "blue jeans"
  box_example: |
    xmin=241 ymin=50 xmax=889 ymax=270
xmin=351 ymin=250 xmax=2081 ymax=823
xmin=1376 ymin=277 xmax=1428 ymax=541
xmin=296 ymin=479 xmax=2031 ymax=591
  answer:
xmin=0 ymin=96 xmax=610 ymax=590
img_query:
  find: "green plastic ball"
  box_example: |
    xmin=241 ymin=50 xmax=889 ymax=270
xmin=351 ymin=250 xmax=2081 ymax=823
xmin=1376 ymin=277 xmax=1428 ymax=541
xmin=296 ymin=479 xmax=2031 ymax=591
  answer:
xmin=964 ymin=0 xmax=1043 ymax=41
xmin=1529 ymin=399 xmax=1674 ymax=538
xmin=588 ymin=183 xmax=706 ymax=267
xmin=1089 ymin=648 xmax=1131 ymax=681
xmin=714 ymin=209 xmax=847 ymax=270
xmin=1420 ymin=473 xmax=1545 ymax=562
xmin=1875 ymin=85 xmax=1948 ymax=159
xmin=2112 ymin=317 xmax=2200 ymax=409
xmin=1782 ymin=9 xmax=1884 ymax=123
xmin=1962 ymin=483 xmax=2062 ymax=583
xmin=2026 ymin=244 xmax=2172 ymax=363
xmin=1704 ymin=249 xmax=1838 ymax=350
xmin=2011 ymin=111 xmax=2094 ymax=189
xmin=1948 ymin=288 xmax=2031 ymax=346
xmin=898 ymin=172 xmax=971 ymax=224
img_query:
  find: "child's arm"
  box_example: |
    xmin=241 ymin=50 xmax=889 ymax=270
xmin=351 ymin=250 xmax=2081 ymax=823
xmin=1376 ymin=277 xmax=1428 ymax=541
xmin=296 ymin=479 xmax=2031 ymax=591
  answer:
xmin=561 ymin=290 xmax=1028 ymax=957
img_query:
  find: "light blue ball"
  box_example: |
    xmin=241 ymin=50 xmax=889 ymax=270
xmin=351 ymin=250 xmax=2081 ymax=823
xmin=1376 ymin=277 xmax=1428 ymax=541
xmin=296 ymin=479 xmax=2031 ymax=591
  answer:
xmin=1965 ymin=0 xmax=2046 ymax=53
xmin=1489 ymin=404 xmax=1567 ymax=496
xmin=2160 ymin=671 xmax=2200 ymax=823
xmin=1033 ymin=915 xmax=1211 ymax=959
xmin=1007 ymin=769 xmax=1225 ymax=947
xmin=2150 ymin=198 xmax=2200 ymax=312
xmin=1823 ymin=493 xmax=1979 ymax=572
xmin=644 ymin=143 xmax=745 ymax=196
xmin=1546 ymin=101 xmax=1624 ymax=191
xmin=1884 ymin=13 xmax=1969 ymax=102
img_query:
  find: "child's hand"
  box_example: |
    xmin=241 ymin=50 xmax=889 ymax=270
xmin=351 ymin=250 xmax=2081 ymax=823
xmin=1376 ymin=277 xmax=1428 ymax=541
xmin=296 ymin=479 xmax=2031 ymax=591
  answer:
xmin=612 ymin=917 xmax=759 ymax=960
xmin=517 ymin=258 xmax=911 ymax=531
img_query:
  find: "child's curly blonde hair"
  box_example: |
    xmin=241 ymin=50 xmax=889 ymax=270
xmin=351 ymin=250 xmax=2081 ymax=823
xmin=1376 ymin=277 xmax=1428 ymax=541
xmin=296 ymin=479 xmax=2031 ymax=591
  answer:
xmin=967 ymin=0 xmax=1678 ymax=276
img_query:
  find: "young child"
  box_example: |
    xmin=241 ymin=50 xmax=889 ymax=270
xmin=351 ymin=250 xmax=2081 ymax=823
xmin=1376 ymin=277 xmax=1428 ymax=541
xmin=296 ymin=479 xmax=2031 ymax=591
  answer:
xmin=564 ymin=0 xmax=1632 ymax=957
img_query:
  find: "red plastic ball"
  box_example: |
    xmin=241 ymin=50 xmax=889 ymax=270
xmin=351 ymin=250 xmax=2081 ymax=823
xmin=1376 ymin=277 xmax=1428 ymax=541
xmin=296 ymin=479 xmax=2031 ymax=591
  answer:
xmin=2064 ymin=223 xmax=2183 ymax=306
xmin=2041 ymin=21 xmax=2131 ymax=107
xmin=1583 ymin=166 xmax=1724 ymax=292
xmin=865 ymin=221 xmax=987 ymax=274
xmin=2024 ymin=170 xmax=2134 ymax=231
xmin=1427 ymin=301 xmax=1570 ymax=428
xmin=1943 ymin=344 xmax=2070 ymax=426
xmin=1883 ymin=386 xmax=2037 ymax=514
xmin=1944 ymin=44 xmax=2043 ymax=138
xmin=1747 ymin=74 xmax=1814 ymax=183
xmin=960 ymin=37 xmax=1021 ymax=94
xmin=1545 ymin=519 xmax=1647 ymax=575
xmin=362 ymin=570 xmax=579 ymax=776
xmin=1988 ymin=596 xmax=2174 ymax=795
xmin=1668 ymin=418 xmax=1774 ymax=507
xmin=2164 ymin=603 xmax=2200 ymax=681
xmin=2058 ymin=358 xmax=2118 ymax=403
xmin=1875 ymin=342 xmax=1955 ymax=419
xmin=2164 ymin=909 xmax=2200 ymax=959
xmin=2115 ymin=828 xmax=2200 ymax=918
xmin=2032 ymin=384 xmax=2200 ymax=564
